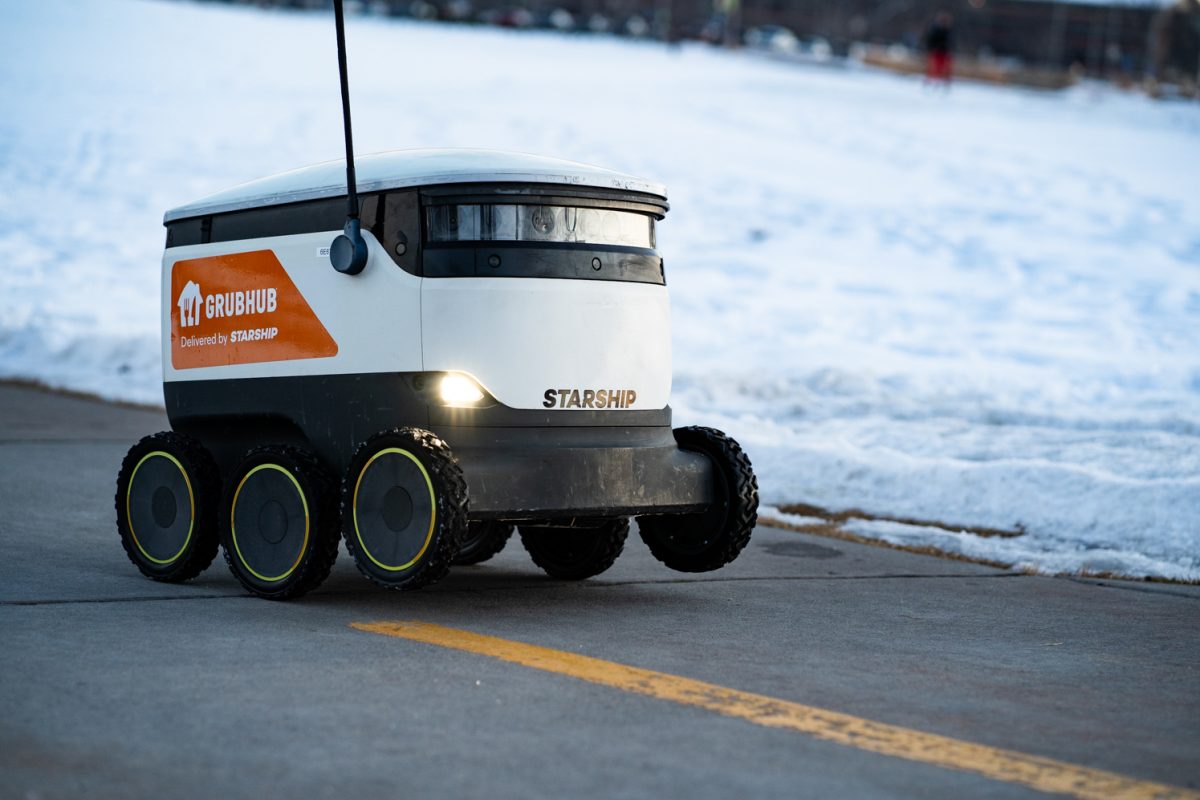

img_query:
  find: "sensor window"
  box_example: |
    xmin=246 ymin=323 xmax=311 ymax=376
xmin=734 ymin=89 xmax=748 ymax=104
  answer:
xmin=427 ymin=204 xmax=654 ymax=249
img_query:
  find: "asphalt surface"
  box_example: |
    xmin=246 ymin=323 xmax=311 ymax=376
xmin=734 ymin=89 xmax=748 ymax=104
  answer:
xmin=1 ymin=382 xmax=1197 ymax=799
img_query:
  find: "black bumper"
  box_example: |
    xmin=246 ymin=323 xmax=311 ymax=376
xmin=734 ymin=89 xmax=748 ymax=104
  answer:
xmin=440 ymin=425 xmax=715 ymax=520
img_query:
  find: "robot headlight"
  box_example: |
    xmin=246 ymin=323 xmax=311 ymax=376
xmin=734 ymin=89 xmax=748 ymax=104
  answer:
xmin=427 ymin=204 xmax=655 ymax=249
xmin=439 ymin=373 xmax=487 ymax=407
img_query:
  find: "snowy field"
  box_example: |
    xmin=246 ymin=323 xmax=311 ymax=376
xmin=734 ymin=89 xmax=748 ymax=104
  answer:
xmin=2 ymin=0 xmax=1198 ymax=580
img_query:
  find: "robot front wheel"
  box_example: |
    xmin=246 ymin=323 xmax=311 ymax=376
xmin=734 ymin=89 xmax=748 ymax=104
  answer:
xmin=341 ymin=428 xmax=469 ymax=591
xmin=637 ymin=426 xmax=759 ymax=573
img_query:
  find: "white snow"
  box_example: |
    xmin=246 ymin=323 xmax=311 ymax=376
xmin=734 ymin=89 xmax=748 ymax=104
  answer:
xmin=1 ymin=0 xmax=1197 ymax=580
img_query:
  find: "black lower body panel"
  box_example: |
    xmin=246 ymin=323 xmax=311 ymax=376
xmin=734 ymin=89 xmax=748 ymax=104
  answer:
xmin=163 ymin=373 xmax=711 ymax=519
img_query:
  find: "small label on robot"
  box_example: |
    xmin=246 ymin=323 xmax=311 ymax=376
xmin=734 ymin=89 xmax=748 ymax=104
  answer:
xmin=178 ymin=333 xmax=223 ymax=349
xmin=230 ymin=327 xmax=279 ymax=343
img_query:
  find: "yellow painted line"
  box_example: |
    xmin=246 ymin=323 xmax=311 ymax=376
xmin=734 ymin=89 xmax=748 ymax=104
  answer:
xmin=352 ymin=621 xmax=1198 ymax=800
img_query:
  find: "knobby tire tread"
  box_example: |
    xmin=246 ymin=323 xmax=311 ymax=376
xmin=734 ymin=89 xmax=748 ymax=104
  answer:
xmin=520 ymin=518 xmax=629 ymax=580
xmin=221 ymin=444 xmax=340 ymax=600
xmin=115 ymin=431 xmax=220 ymax=583
xmin=638 ymin=426 xmax=758 ymax=573
xmin=453 ymin=522 xmax=515 ymax=566
xmin=341 ymin=427 xmax=469 ymax=592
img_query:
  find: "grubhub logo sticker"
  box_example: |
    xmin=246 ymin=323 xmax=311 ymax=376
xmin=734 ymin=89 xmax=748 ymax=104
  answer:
xmin=171 ymin=250 xmax=337 ymax=370
xmin=177 ymin=280 xmax=204 ymax=327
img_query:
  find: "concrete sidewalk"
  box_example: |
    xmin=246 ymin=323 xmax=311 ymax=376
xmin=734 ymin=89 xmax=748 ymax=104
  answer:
xmin=1 ymin=382 xmax=1197 ymax=799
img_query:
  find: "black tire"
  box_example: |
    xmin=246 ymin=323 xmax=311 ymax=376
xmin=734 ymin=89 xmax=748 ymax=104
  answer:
xmin=519 ymin=519 xmax=628 ymax=580
xmin=220 ymin=445 xmax=340 ymax=600
xmin=637 ymin=426 xmax=758 ymax=573
xmin=342 ymin=428 xmax=468 ymax=591
xmin=115 ymin=431 xmax=220 ymax=583
xmin=453 ymin=521 xmax=514 ymax=566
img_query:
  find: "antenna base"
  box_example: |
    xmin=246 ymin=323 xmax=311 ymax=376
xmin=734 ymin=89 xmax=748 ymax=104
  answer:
xmin=330 ymin=218 xmax=368 ymax=275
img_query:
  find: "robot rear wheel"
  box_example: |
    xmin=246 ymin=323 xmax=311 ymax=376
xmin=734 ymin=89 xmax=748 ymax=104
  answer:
xmin=520 ymin=518 xmax=628 ymax=580
xmin=115 ymin=431 xmax=220 ymax=583
xmin=454 ymin=521 xmax=514 ymax=566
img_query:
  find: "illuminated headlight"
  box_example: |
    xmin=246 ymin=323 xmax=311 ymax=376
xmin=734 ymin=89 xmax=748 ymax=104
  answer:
xmin=439 ymin=373 xmax=485 ymax=407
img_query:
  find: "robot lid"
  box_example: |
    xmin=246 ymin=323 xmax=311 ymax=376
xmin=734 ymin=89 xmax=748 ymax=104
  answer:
xmin=164 ymin=148 xmax=668 ymax=224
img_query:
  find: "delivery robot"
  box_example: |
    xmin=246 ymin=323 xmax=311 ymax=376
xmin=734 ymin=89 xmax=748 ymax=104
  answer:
xmin=114 ymin=150 xmax=757 ymax=599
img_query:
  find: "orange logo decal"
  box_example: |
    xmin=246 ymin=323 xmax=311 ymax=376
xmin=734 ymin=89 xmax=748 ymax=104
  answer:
xmin=171 ymin=250 xmax=337 ymax=369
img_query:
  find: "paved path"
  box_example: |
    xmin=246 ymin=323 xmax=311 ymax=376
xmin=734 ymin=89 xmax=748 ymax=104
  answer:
xmin=1 ymin=383 xmax=1197 ymax=799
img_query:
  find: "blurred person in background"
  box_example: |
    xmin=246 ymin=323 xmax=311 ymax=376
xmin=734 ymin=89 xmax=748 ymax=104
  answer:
xmin=924 ymin=11 xmax=954 ymax=85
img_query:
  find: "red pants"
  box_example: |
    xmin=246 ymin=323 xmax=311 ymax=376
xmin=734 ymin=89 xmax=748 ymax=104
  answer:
xmin=927 ymin=51 xmax=952 ymax=81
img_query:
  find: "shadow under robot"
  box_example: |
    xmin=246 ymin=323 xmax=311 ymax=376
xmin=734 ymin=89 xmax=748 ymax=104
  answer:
xmin=116 ymin=149 xmax=759 ymax=599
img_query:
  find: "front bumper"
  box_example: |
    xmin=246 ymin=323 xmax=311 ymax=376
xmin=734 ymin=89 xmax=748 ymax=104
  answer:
xmin=439 ymin=425 xmax=715 ymax=520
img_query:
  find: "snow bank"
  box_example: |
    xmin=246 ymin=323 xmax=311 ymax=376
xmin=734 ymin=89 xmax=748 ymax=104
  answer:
xmin=1 ymin=0 xmax=1197 ymax=578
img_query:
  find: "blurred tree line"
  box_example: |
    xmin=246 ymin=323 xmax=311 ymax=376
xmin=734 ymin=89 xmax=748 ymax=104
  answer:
xmin=204 ymin=0 xmax=1200 ymax=90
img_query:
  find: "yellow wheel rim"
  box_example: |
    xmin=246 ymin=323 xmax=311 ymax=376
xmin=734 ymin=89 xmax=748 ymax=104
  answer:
xmin=126 ymin=451 xmax=194 ymax=565
xmin=230 ymin=463 xmax=309 ymax=583
xmin=353 ymin=447 xmax=436 ymax=572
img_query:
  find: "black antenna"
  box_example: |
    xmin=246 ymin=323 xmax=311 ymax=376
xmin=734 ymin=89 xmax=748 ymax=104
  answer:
xmin=329 ymin=0 xmax=368 ymax=275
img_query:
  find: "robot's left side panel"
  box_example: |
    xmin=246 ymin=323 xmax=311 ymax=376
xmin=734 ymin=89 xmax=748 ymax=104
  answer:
xmin=160 ymin=227 xmax=427 ymax=474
